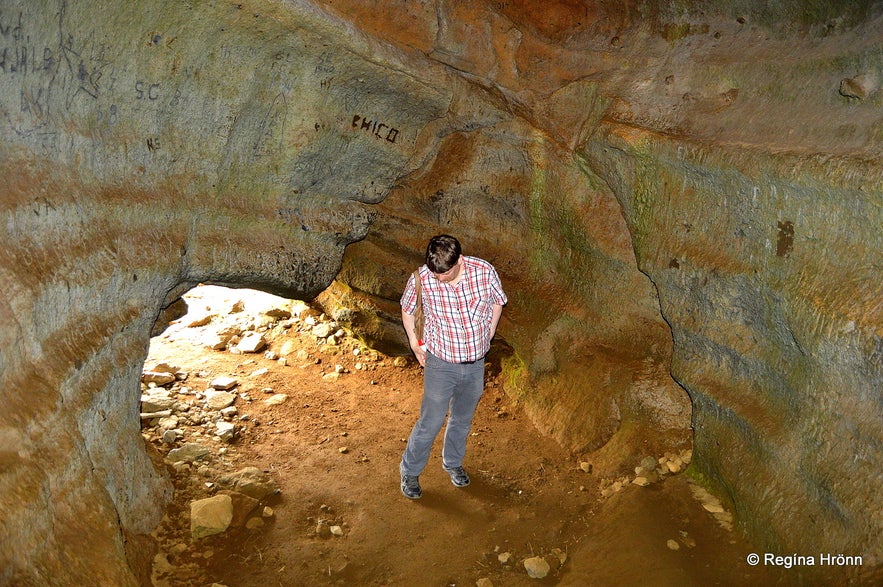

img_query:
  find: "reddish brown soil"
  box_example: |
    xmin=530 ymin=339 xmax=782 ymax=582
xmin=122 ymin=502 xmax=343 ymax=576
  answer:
xmin=144 ymin=287 xmax=790 ymax=587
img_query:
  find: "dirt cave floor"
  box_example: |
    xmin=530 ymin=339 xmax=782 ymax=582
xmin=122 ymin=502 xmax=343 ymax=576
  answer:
xmin=142 ymin=286 xmax=797 ymax=587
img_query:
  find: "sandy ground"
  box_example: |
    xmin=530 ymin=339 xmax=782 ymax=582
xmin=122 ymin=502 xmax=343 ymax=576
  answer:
xmin=143 ymin=286 xmax=808 ymax=587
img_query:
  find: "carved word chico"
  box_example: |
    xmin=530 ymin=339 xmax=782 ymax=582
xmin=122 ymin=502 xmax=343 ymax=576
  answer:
xmin=352 ymin=114 xmax=398 ymax=143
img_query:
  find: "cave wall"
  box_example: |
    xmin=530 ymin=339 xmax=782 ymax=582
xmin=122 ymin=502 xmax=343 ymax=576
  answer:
xmin=0 ymin=0 xmax=880 ymax=583
xmin=320 ymin=0 xmax=883 ymax=570
xmin=0 ymin=0 xmax=450 ymax=583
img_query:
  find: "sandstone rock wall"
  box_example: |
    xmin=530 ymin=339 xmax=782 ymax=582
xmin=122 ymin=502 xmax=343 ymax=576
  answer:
xmin=321 ymin=0 xmax=883 ymax=571
xmin=0 ymin=0 xmax=449 ymax=582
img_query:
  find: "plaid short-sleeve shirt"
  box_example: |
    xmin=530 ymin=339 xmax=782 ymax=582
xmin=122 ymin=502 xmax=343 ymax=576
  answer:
xmin=401 ymin=256 xmax=507 ymax=363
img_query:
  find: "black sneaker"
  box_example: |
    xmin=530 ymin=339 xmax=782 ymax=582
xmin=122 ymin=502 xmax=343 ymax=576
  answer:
xmin=444 ymin=466 xmax=470 ymax=488
xmin=401 ymin=474 xmax=422 ymax=499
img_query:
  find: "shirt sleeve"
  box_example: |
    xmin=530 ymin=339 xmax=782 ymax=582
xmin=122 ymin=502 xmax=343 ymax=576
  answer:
xmin=488 ymin=265 xmax=507 ymax=306
xmin=400 ymin=272 xmax=418 ymax=314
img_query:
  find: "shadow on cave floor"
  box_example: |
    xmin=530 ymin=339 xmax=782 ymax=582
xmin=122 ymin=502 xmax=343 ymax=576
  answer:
xmin=140 ymin=285 xmax=811 ymax=587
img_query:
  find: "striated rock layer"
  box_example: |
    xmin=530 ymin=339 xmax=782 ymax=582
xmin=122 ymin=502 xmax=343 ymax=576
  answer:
xmin=0 ymin=0 xmax=880 ymax=583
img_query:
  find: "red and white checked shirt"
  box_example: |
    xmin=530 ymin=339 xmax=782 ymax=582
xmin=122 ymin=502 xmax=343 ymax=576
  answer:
xmin=401 ymin=256 xmax=507 ymax=363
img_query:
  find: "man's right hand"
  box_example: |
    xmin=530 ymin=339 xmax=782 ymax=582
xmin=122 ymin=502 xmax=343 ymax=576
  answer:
xmin=412 ymin=341 xmax=426 ymax=367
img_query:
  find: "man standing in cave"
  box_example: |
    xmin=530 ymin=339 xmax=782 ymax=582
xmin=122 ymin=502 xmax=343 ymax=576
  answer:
xmin=399 ymin=234 xmax=507 ymax=499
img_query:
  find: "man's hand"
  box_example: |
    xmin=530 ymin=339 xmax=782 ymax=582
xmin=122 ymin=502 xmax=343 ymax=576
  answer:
xmin=411 ymin=341 xmax=427 ymax=367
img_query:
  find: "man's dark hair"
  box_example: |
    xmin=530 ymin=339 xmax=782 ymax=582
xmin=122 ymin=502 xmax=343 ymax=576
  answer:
xmin=425 ymin=234 xmax=461 ymax=273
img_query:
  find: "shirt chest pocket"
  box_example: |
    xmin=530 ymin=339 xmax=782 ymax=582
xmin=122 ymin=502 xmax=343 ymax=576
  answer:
xmin=467 ymin=298 xmax=490 ymax=322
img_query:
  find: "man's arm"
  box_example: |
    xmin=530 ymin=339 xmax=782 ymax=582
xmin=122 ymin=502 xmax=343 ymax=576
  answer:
xmin=489 ymin=303 xmax=503 ymax=338
xmin=402 ymin=308 xmax=427 ymax=367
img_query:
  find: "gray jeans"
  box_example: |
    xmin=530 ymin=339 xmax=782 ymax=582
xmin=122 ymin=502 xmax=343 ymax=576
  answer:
xmin=400 ymin=352 xmax=485 ymax=477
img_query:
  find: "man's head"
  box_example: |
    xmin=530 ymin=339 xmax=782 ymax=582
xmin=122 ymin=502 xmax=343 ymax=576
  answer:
xmin=425 ymin=234 xmax=461 ymax=276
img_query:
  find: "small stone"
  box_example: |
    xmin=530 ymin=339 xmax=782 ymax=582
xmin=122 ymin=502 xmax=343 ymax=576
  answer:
xmin=476 ymin=578 xmax=494 ymax=587
xmin=142 ymin=371 xmax=176 ymax=386
xmin=338 ymin=447 xmax=349 ymax=454
xmin=186 ymin=314 xmax=212 ymax=328
xmin=190 ymin=495 xmax=233 ymax=540
xmin=215 ymin=421 xmax=236 ymax=442
xmin=236 ymin=331 xmax=266 ymax=353
xmin=523 ymin=556 xmax=550 ymax=579
xmin=151 ymin=362 xmax=178 ymax=374
xmin=250 ymin=367 xmax=269 ymax=377
xmin=315 ymin=521 xmax=332 ymax=538
xmin=633 ymin=476 xmax=650 ymax=487
xmin=278 ymin=340 xmax=297 ymax=356
xmin=330 ymin=525 xmax=344 ymax=536
xmin=263 ymin=306 xmax=291 ymax=320
xmin=204 ymin=331 xmax=234 ymax=351
xmin=312 ymin=323 xmax=334 ymax=338
xmin=210 ymin=377 xmax=238 ymax=391
xmin=839 ymin=72 xmax=879 ymax=100
xmin=667 ymin=539 xmax=680 ymax=550
xmin=167 ymin=443 xmax=211 ymax=463
xmin=498 ymin=552 xmax=513 ymax=565
xmin=578 ymin=461 xmax=591 ymax=473
xmin=216 ymin=467 xmax=278 ymax=500
xmin=205 ymin=390 xmax=236 ymax=410
xmin=264 ymin=393 xmax=289 ymax=406
xmin=141 ymin=391 xmax=176 ymax=413
xmin=393 ymin=357 xmax=408 ymax=367
xmin=702 ymin=502 xmax=725 ymax=514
